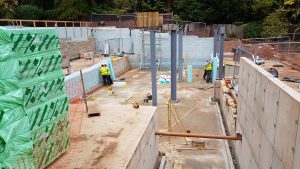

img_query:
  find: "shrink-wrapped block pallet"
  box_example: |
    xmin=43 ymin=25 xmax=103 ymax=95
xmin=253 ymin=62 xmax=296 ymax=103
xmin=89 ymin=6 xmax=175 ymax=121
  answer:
xmin=0 ymin=27 xmax=69 ymax=169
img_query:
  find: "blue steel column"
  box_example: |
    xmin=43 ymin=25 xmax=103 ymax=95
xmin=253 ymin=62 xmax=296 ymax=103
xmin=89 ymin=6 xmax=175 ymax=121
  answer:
xmin=212 ymin=27 xmax=218 ymax=83
xmin=150 ymin=31 xmax=157 ymax=106
xmin=178 ymin=28 xmax=183 ymax=81
xmin=171 ymin=30 xmax=177 ymax=101
xmin=218 ymin=27 xmax=225 ymax=79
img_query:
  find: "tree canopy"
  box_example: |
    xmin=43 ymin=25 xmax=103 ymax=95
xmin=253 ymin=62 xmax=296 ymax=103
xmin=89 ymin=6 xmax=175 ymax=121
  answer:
xmin=0 ymin=0 xmax=298 ymax=38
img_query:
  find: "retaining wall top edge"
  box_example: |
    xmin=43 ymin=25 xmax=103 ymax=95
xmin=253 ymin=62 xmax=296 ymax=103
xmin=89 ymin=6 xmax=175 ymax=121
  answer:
xmin=241 ymin=57 xmax=300 ymax=102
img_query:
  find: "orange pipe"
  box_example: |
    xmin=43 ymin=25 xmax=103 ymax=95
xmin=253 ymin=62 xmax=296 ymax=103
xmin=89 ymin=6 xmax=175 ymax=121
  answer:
xmin=155 ymin=132 xmax=242 ymax=141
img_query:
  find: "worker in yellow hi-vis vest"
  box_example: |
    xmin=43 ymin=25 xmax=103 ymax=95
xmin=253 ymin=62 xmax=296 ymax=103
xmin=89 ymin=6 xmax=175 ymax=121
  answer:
xmin=104 ymin=64 xmax=113 ymax=85
xmin=100 ymin=64 xmax=109 ymax=85
xmin=203 ymin=59 xmax=212 ymax=83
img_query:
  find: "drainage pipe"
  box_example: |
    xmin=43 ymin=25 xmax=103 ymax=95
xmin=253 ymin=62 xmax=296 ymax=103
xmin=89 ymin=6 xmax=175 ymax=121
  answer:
xmin=155 ymin=132 xmax=242 ymax=141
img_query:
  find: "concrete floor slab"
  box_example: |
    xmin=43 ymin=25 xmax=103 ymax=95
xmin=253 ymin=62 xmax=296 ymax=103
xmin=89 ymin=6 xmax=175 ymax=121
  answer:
xmin=48 ymin=105 xmax=158 ymax=169
xmin=86 ymin=69 xmax=233 ymax=168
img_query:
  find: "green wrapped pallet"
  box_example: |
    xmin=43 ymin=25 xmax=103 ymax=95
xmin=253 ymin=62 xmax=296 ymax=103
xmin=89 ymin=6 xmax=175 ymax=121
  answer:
xmin=0 ymin=27 xmax=69 ymax=169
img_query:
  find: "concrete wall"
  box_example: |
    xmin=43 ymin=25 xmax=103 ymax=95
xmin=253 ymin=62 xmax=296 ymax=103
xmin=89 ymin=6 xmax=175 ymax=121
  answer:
xmin=224 ymin=65 xmax=239 ymax=79
xmin=235 ymin=57 xmax=300 ymax=169
xmin=56 ymin=27 xmax=214 ymax=68
xmin=126 ymin=109 xmax=159 ymax=169
xmin=56 ymin=27 xmax=92 ymax=40
xmin=65 ymin=57 xmax=130 ymax=100
xmin=60 ymin=37 xmax=96 ymax=60
xmin=91 ymin=27 xmax=214 ymax=68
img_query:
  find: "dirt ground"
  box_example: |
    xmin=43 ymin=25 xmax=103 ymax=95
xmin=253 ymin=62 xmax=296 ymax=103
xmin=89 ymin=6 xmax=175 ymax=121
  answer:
xmin=259 ymin=60 xmax=300 ymax=93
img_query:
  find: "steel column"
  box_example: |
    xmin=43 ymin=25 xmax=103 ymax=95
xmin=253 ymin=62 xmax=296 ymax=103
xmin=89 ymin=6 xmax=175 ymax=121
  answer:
xmin=178 ymin=28 xmax=183 ymax=81
xmin=212 ymin=27 xmax=218 ymax=83
xmin=218 ymin=27 xmax=225 ymax=79
xmin=150 ymin=31 xmax=157 ymax=106
xmin=213 ymin=27 xmax=217 ymax=58
xmin=171 ymin=30 xmax=177 ymax=101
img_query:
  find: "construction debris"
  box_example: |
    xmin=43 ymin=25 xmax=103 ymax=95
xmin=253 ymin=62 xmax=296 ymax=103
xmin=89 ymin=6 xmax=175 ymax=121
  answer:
xmin=282 ymin=77 xmax=300 ymax=83
xmin=133 ymin=102 xmax=140 ymax=109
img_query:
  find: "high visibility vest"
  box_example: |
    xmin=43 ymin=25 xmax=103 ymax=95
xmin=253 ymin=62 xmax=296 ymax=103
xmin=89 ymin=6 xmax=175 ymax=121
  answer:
xmin=106 ymin=67 xmax=111 ymax=75
xmin=100 ymin=67 xmax=108 ymax=75
xmin=206 ymin=63 xmax=212 ymax=70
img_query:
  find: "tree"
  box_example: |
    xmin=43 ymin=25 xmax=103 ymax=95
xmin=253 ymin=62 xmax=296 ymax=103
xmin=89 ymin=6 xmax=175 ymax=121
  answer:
xmin=0 ymin=0 xmax=18 ymax=18
xmin=54 ymin=0 xmax=90 ymax=20
xmin=173 ymin=0 xmax=250 ymax=24
xmin=243 ymin=21 xmax=263 ymax=38
xmin=251 ymin=0 xmax=282 ymax=20
xmin=140 ymin=0 xmax=168 ymax=12
xmin=15 ymin=5 xmax=43 ymax=20
xmin=282 ymin=0 xmax=300 ymax=24
xmin=261 ymin=10 xmax=290 ymax=37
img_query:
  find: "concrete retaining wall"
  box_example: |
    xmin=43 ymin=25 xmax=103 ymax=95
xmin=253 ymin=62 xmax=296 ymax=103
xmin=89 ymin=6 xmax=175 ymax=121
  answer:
xmin=91 ymin=28 xmax=214 ymax=68
xmin=65 ymin=57 xmax=130 ymax=100
xmin=235 ymin=57 xmax=300 ymax=169
xmin=113 ymin=57 xmax=131 ymax=77
xmin=126 ymin=109 xmax=159 ymax=169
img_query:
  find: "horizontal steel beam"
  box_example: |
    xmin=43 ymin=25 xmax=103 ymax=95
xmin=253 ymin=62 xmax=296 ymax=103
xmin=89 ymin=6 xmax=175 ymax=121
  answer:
xmin=155 ymin=131 xmax=242 ymax=141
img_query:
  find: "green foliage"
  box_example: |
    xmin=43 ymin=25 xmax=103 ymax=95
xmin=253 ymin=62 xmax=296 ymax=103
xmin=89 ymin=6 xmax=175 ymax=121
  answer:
xmin=174 ymin=0 xmax=250 ymax=24
xmin=261 ymin=10 xmax=290 ymax=37
xmin=140 ymin=0 xmax=168 ymax=12
xmin=15 ymin=5 xmax=43 ymax=20
xmin=172 ymin=14 xmax=182 ymax=22
xmin=228 ymin=32 xmax=237 ymax=38
xmin=233 ymin=21 xmax=245 ymax=26
xmin=243 ymin=21 xmax=263 ymax=38
xmin=0 ymin=0 xmax=18 ymax=18
xmin=54 ymin=0 xmax=90 ymax=20
xmin=251 ymin=0 xmax=283 ymax=20
xmin=282 ymin=0 xmax=300 ymax=24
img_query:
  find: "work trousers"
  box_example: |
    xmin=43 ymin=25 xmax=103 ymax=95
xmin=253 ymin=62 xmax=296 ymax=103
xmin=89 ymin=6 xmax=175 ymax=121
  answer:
xmin=103 ymin=75 xmax=113 ymax=85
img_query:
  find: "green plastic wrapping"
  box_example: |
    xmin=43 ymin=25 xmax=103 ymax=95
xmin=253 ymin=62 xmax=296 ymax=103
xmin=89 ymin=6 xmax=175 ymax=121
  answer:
xmin=0 ymin=27 xmax=69 ymax=169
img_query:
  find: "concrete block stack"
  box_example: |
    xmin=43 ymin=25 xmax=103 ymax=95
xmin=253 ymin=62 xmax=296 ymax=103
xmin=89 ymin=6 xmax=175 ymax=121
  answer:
xmin=0 ymin=27 xmax=69 ymax=168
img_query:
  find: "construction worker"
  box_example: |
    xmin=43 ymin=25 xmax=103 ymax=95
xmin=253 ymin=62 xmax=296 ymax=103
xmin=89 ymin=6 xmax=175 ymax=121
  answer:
xmin=104 ymin=64 xmax=113 ymax=85
xmin=100 ymin=64 xmax=109 ymax=85
xmin=203 ymin=59 xmax=212 ymax=83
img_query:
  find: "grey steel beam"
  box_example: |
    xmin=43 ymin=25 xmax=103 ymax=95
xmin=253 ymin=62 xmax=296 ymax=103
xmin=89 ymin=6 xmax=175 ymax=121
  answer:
xmin=150 ymin=31 xmax=157 ymax=106
xmin=171 ymin=30 xmax=177 ymax=101
xmin=213 ymin=27 xmax=217 ymax=58
xmin=178 ymin=28 xmax=184 ymax=81
xmin=218 ymin=27 xmax=225 ymax=79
